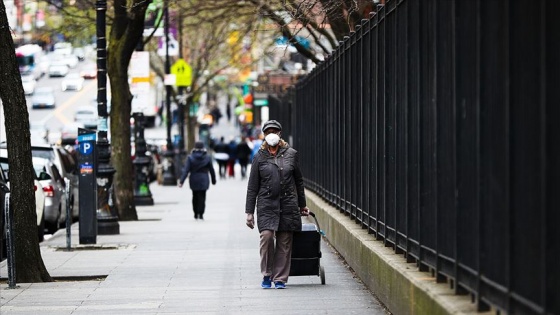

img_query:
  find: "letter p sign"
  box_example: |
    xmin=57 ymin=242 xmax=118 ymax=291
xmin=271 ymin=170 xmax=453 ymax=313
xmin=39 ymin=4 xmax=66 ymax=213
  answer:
xmin=80 ymin=142 xmax=93 ymax=155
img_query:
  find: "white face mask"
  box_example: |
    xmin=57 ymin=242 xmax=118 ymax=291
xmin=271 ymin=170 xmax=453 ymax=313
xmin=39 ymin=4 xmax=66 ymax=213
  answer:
xmin=265 ymin=133 xmax=280 ymax=147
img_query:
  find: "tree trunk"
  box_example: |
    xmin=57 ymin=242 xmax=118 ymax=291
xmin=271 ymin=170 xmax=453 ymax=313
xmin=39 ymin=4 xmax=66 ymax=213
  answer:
xmin=0 ymin=2 xmax=52 ymax=282
xmin=107 ymin=0 xmax=151 ymax=221
xmin=108 ymin=52 xmax=137 ymax=220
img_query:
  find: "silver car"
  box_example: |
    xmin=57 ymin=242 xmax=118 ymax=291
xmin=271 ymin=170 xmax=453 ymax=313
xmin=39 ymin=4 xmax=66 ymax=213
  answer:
xmin=61 ymin=73 xmax=85 ymax=91
xmin=74 ymin=106 xmax=98 ymax=129
xmin=31 ymin=87 xmax=56 ymax=109
xmin=32 ymin=157 xmax=67 ymax=234
xmin=48 ymin=61 xmax=69 ymax=77
xmin=0 ymin=154 xmax=46 ymax=242
xmin=21 ymin=74 xmax=37 ymax=95
xmin=30 ymin=144 xmax=80 ymax=221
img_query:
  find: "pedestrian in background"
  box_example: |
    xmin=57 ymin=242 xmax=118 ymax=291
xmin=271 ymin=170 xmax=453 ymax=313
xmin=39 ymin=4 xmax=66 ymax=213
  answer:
xmin=227 ymin=137 xmax=237 ymax=178
xmin=245 ymin=120 xmax=309 ymax=289
xmin=178 ymin=141 xmax=217 ymax=220
xmin=213 ymin=136 xmax=229 ymax=179
xmin=236 ymin=136 xmax=252 ymax=179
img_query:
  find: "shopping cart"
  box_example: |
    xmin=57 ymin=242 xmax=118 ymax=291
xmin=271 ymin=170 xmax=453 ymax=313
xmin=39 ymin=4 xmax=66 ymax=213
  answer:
xmin=289 ymin=211 xmax=326 ymax=284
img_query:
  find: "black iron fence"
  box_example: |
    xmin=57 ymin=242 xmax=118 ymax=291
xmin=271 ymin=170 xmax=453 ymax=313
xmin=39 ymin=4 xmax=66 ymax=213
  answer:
xmin=270 ymin=0 xmax=559 ymax=314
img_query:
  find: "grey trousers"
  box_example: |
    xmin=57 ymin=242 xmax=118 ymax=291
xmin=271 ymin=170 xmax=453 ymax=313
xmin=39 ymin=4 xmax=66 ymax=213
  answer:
xmin=260 ymin=230 xmax=294 ymax=283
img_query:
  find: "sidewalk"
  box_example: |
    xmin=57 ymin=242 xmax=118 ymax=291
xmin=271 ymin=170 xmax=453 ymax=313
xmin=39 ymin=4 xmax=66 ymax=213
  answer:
xmin=1 ymin=172 xmax=389 ymax=314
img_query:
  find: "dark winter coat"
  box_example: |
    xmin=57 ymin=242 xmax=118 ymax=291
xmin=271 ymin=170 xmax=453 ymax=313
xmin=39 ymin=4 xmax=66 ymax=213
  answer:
xmin=180 ymin=150 xmax=216 ymax=191
xmin=245 ymin=140 xmax=306 ymax=233
xmin=236 ymin=141 xmax=252 ymax=165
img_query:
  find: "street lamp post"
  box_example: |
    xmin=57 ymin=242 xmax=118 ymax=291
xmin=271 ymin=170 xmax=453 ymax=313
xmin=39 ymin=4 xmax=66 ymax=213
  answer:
xmin=161 ymin=0 xmax=177 ymax=185
xmin=132 ymin=113 xmax=154 ymax=205
xmin=175 ymin=87 xmax=187 ymax=177
xmin=96 ymin=0 xmax=119 ymax=234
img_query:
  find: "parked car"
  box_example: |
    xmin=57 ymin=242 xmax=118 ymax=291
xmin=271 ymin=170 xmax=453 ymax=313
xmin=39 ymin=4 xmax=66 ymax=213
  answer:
xmin=48 ymin=61 xmax=69 ymax=77
xmin=31 ymin=86 xmax=56 ymax=109
xmin=21 ymin=74 xmax=37 ymax=95
xmin=32 ymin=157 xmax=67 ymax=234
xmin=28 ymin=144 xmax=80 ymax=221
xmin=74 ymin=106 xmax=98 ymax=129
xmin=80 ymin=63 xmax=97 ymax=79
xmin=0 ymin=154 xmax=46 ymax=242
xmin=61 ymin=72 xmax=85 ymax=91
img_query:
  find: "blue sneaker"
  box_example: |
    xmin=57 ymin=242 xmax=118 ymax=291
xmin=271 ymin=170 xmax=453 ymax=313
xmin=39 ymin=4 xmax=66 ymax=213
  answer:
xmin=261 ymin=276 xmax=272 ymax=289
xmin=274 ymin=281 xmax=286 ymax=289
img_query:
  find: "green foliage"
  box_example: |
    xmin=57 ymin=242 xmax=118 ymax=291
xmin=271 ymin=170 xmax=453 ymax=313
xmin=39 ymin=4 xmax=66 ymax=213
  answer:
xmin=44 ymin=4 xmax=96 ymax=46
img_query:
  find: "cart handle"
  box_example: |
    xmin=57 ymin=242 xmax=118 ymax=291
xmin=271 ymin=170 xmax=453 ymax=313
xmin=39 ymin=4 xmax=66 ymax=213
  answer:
xmin=307 ymin=211 xmax=325 ymax=236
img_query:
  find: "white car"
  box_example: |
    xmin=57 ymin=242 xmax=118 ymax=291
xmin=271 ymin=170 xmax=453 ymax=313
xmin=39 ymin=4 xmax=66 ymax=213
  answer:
xmin=61 ymin=73 xmax=85 ymax=91
xmin=64 ymin=54 xmax=79 ymax=69
xmin=31 ymin=86 xmax=56 ymax=109
xmin=32 ymin=156 xmax=67 ymax=234
xmin=53 ymin=42 xmax=73 ymax=56
xmin=0 ymin=152 xmax=46 ymax=242
xmin=48 ymin=62 xmax=69 ymax=77
xmin=74 ymin=106 xmax=98 ymax=129
xmin=21 ymin=74 xmax=37 ymax=95
xmin=38 ymin=55 xmax=50 ymax=75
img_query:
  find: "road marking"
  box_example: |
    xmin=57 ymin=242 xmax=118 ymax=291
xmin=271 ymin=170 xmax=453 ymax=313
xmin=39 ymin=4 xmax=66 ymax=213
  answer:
xmin=51 ymin=81 xmax=97 ymax=125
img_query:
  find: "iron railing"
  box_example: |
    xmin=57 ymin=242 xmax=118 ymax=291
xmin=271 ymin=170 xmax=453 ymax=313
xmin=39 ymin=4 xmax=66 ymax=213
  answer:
xmin=269 ymin=0 xmax=559 ymax=314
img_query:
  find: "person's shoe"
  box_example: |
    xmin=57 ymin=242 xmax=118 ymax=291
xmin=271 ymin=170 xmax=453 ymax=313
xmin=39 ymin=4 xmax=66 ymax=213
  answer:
xmin=199 ymin=214 xmax=204 ymax=220
xmin=261 ymin=276 xmax=272 ymax=289
xmin=194 ymin=214 xmax=198 ymax=220
xmin=274 ymin=281 xmax=285 ymax=289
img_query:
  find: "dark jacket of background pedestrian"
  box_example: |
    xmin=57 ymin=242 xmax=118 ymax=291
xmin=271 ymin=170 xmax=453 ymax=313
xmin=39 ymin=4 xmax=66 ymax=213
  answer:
xmin=236 ymin=138 xmax=252 ymax=163
xmin=179 ymin=143 xmax=217 ymax=191
xmin=236 ymin=137 xmax=252 ymax=179
xmin=179 ymin=141 xmax=217 ymax=220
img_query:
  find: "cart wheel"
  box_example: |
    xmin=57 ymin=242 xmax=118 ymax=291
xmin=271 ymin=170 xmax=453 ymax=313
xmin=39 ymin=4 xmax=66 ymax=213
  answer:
xmin=320 ymin=265 xmax=326 ymax=285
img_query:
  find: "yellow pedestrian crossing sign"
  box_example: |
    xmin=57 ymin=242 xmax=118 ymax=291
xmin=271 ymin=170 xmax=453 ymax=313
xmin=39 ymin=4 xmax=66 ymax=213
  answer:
xmin=171 ymin=58 xmax=192 ymax=87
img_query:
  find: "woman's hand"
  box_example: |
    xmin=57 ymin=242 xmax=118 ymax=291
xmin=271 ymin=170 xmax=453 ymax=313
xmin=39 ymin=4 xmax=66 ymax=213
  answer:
xmin=300 ymin=206 xmax=309 ymax=216
xmin=246 ymin=213 xmax=255 ymax=229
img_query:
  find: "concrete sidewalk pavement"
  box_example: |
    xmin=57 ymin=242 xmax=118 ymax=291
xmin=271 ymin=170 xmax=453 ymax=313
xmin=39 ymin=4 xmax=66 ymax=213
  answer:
xmin=1 ymin=170 xmax=389 ymax=314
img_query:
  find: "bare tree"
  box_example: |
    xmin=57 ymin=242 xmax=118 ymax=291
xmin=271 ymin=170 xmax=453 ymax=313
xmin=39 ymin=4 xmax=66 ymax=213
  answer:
xmin=0 ymin=1 xmax=52 ymax=282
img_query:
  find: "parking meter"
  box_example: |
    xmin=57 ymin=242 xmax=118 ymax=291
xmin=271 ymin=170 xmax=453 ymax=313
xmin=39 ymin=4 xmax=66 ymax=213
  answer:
xmin=78 ymin=128 xmax=97 ymax=244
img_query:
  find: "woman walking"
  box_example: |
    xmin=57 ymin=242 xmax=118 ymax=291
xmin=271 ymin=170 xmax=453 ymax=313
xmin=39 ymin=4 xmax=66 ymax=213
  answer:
xmin=179 ymin=141 xmax=217 ymax=220
xmin=245 ymin=120 xmax=309 ymax=289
